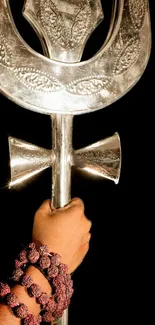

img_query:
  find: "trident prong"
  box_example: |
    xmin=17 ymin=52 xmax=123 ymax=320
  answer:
xmin=23 ymin=0 xmax=104 ymax=62
xmin=0 ymin=1 xmax=151 ymax=325
xmin=0 ymin=1 xmax=151 ymax=114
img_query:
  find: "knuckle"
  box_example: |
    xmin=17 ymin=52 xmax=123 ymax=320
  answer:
xmin=82 ymin=241 xmax=89 ymax=251
xmin=86 ymin=219 xmax=92 ymax=231
xmin=83 ymin=242 xmax=89 ymax=253
xmin=83 ymin=232 xmax=91 ymax=245
xmin=72 ymin=197 xmax=85 ymax=212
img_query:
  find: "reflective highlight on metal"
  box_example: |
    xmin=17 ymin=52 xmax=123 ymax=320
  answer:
xmin=51 ymin=114 xmax=73 ymax=208
xmin=0 ymin=2 xmax=151 ymax=325
xmin=73 ymin=133 xmax=121 ymax=184
xmin=9 ymin=137 xmax=53 ymax=188
xmin=0 ymin=0 xmax=151 ymax=115
xmin=8 ymin=133 xmax=121 ymax=188
xmin=23 ymin=0 xmax=104 ymax=62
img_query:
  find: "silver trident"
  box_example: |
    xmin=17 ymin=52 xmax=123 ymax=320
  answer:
xmin=0 ymin=0 xmax=151 ymax=324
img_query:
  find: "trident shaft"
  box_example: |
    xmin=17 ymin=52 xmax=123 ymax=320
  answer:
xmin=0 ymin=1 xmax=151 ymax=325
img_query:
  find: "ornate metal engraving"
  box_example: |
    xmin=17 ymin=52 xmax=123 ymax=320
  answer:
xmin=23 ymin=0 xmax=103 ymax=61
xmin=0 ymin=34 xmax=13 ymax=68
xmin=129 ymin=0 xmax=146 ymax=30
xmin=0 ymin=3 xmax=151 ymax=325
xmin=0 ymin=0 xmax=151 ymax=115
xmin=14 ymin=67 xmax=63 ymax=93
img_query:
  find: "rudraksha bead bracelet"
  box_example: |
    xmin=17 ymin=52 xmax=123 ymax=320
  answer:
xmin=0 ymin=282 xmax=42 ymax=324
xmin=0 ymin=243 xmax=74 ymax=324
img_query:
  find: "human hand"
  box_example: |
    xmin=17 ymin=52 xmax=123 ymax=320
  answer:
xmin=32 ymin=198 xmax=92 ymax=273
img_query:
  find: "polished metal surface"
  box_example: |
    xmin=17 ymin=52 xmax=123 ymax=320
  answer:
xmin=0 ymin=2 xmax=151 ymax=325
xmin=73 ymin=133 xmax=121 ymax=184
xmin=0 ymin=0 xmax=151 ymax=115
xmin=51 ymin=114 xmax=73 ymax=207
xmin=9 ymin=133 xmax=121 ymax=188
xmin=23 ymin=0 xmax=104 ymax=62
xmin=9 ymin=137 xmax=53 ymax=187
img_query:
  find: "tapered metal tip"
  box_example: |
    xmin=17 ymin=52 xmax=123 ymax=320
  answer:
xmin=8 ymin=137 xmax=54 ymax=188
xmin=73 ymin=133 xmax=121 ymax=184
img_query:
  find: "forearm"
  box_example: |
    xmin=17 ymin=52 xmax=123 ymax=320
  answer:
xmin=0 ymin=266 xmax=51 ymax=325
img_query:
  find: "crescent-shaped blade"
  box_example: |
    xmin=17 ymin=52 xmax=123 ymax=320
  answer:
xmin=0 ymin=0 xmax=151 ymax=115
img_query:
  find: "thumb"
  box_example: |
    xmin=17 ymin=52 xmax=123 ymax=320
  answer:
xmin=37 ymin=199 xmax=56 ymax=215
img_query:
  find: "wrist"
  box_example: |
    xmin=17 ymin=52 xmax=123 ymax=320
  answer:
xmin=0 ymin=243 xmax=74 ymax=324
xmin=12 ymin=266 xmax=51 ymax=317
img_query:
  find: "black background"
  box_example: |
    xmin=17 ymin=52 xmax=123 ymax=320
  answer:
xmin=0 ymin=1 xmax=153 ymax=324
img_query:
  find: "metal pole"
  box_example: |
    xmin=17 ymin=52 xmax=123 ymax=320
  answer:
xmin=51 ymin=113 xmax=73 ymax=325
xmin=51 ymin=114 xmax=73 ymax=207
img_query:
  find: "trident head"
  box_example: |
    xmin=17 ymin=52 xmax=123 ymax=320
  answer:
xmin=0 ymin=0 xmax=151 ymax=115
xmin=0 ymin=0 xmax=151 ymax=200
xmin=0 ymin=1 xmax=151 ymax=325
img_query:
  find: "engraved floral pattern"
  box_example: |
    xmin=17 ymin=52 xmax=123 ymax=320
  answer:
xmin=13 ymin=68 xmax=63 ymax=93
xmin=129 ymin=0 xmax=146 ymax=30
xmin=0 ymin=35 xmax=13 ymax=68
xmin=40 ymin=0 xmax=63 ymax=46
xmin=113 ymin=36 xmax=141 ymax=75
xmin=0 ymin=0 xmax=150 ymax=113
xmin=71 ymin=3 xmax=91 ymax=47
xmin=66 ymin=76 xmax=111 ymax=96
xmin=39 ymin=0 xmax=91 ymax=49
